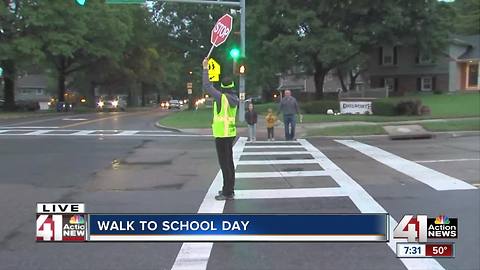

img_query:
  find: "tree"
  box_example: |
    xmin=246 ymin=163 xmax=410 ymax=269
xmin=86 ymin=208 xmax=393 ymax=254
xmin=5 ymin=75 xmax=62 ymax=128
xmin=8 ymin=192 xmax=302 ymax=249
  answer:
xmin=249 ymin=0 xmax=451 ymax=99
xmin=451 ymin=0 xmax=480 ymax=34
xmin=26 ymin=0 xmax=132 ymax=102
xmin=0 ymin=0 xmax=43 ymax=110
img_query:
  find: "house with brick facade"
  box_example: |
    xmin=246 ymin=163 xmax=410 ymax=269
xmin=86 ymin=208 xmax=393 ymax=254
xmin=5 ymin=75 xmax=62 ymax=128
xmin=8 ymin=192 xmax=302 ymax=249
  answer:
xmin=366 ymin=35 xmax=479 ymax=94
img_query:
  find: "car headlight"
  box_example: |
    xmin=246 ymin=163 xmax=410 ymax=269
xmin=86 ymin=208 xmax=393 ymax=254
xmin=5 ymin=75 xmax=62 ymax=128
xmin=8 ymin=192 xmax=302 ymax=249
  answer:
xmin=97 ymin=101 xmax=104 ymax=108
xmin=112 ymin=100 xmax=118 ymax=107
xmin=166 ymin=102 xmax=169 ymax=107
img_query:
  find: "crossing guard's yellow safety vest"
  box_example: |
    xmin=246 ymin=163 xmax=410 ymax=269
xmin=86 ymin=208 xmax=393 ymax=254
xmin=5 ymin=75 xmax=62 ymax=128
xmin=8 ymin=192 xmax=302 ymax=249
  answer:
xmin=212 ymin=94 xmax=237 ymax=138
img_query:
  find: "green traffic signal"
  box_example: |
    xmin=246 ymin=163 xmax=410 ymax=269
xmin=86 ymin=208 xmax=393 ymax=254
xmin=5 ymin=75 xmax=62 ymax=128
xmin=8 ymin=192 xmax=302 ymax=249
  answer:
xmin=229 ymin=48 xmax=240 ymax=60
xmin=75 ymin=0 xmax=87 ymax=6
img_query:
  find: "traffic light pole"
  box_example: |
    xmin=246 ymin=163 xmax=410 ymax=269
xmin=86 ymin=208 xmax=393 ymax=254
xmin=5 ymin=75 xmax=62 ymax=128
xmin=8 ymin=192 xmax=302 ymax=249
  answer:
xmin=238 ymin=0 xmax=246 ymax=122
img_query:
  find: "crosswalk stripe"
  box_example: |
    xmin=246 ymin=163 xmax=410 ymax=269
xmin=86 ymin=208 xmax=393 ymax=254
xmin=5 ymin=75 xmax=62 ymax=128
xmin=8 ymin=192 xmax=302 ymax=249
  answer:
xmin=71 ymin=130 xmax=96 ymax=135
xmin=22 ymin=130 xmax=53 ymax=135
xmin=236 ymin=159 xmax=318 ymax=165
xmin=236 ymin=170 xmax=328 ymax=178
xmin=240 ymin=151 xmax=310 ymax=156
xmin=115 ymin=131 xmax=138 ymax=136
xmin=244 ymin=145 xmax=305 ymax=149
xmin=0 ymin=130 xmax=10 ymax=134
xmin=234 ymin=187 xmax=347 ymax=199
xmin=246 ymin=140 xmax=300 ymax=144
xmin=336 ymin=139 xmax=476 ymax=191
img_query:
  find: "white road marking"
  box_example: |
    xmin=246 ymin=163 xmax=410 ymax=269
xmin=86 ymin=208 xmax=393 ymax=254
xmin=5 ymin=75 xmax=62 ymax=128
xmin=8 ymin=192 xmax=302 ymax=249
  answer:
xmin=22 ymin=130 xmax=53 ymax=135
xmin=297 ymin=139 xmax=445 ymax=270
xmin=236 ymin=170 xmax=328 ymax=178
xmin=336 ymin=140 xmax=476 ymax=191
xmin=244 ymin=145 xmax=305 ymax=149
xmin=415 ymin=158 xmax=480 ymax=163
xmin=62 ymin=118 xmax=88 ymax=121
xmin=236 ymin=159 xmax=318 ymax=165
xmin=171 ymin=137 xmax=247 ymax=270
xmin=71 ymin=130 xmax=96 ymax=135
xmin=234 ymin=187 xmax=347 ymax=199
xmin=115 ymin=131 xmax=138 ymax=136
xmin=0 ymin=130 xmax=10 ymax=134
xmin=240 ymin=151 xmax=310 ymax=156
xmin=0 ymin=126 xmax=59 ymax=129
xmin=246 ymin=140 xmax=301 ymax=144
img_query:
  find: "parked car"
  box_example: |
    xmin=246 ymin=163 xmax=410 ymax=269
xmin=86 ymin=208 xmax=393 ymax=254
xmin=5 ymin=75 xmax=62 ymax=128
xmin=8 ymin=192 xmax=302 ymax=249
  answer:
xmin=168 ymin=99 xmax=181 ymax=109
xmin=55 ymin=102 xmax=73 ymax=112
xmin=96 ymin=97 xmax=126 ymax=112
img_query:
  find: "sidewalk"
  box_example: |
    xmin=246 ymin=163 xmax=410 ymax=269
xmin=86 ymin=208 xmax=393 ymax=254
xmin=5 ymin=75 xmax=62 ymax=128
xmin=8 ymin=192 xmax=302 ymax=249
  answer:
xmin=160 ymin=115 xmax=480 ymax=138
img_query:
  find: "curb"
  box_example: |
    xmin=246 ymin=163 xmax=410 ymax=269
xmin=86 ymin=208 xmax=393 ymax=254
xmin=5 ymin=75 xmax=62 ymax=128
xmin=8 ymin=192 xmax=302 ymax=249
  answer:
xmin=305 ymin=130 xmax=479 ymax=139
xmin=154 ymin=121 xmax=182 ymax=133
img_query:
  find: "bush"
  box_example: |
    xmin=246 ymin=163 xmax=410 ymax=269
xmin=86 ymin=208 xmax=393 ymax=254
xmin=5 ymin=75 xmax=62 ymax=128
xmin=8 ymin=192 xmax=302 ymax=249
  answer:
xmin=372 ymin=100 xmax=396 ymax=116
xmin=301 ymin=100 xmax=339 ymax=114
xmin=395 ymin=99 xmax=422 ymax=116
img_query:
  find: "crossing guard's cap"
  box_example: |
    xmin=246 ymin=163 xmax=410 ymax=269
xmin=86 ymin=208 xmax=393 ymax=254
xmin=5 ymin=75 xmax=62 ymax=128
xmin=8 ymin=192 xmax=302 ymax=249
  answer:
xmin=220 ymin=77 xmax=235 ymax=90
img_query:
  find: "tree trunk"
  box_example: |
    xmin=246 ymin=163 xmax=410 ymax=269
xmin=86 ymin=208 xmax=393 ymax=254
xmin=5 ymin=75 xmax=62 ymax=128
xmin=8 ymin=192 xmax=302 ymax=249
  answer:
xmin=349 ymin=71 xmax=356 ymax=91
xmin=57 ymin=72 xmax=66 ymax=102
xmin=1 ymin=59 xmax=16 ymax=111
xmin=337 ymin=69 xmax=348 ymax=92
xmin=313 ymin=67 xmax=328 ymax=100
xmin=141 ymin=82 xmax=146 ymax=107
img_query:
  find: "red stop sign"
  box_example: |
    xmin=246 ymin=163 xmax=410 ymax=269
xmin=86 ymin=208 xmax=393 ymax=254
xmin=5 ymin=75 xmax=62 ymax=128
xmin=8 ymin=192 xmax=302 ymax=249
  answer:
xmin=210 ymin=14 xmax=233 ymax=47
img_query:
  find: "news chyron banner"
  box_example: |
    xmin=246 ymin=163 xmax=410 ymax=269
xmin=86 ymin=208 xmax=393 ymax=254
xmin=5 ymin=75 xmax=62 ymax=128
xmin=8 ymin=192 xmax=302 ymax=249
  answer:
xmin=36 ymin=203 xmax=388 ymax=242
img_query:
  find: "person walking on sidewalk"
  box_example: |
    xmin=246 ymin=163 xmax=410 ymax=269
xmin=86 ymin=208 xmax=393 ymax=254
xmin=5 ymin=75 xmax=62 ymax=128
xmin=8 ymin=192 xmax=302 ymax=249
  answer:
xmin=202 ymin=58 xmax=239 ymax=201
xmin=265 ymin=108 xmax=277 ymax=141
xmin=245 ymin=102 xmax=258 ymax=142
xmin=279 ymin=90 xmax=300 ymax=140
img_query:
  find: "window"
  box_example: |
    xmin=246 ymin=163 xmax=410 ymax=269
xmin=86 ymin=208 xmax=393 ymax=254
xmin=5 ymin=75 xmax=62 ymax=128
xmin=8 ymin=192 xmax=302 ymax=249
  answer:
xmin=467 ymin=63 xmax=478 ymax=88
xmin=380 ymin=46 xmax=397 ymax=65
xmin=384 ymin=78 xmax=394 ymax=91
xmin=421 ymin=77 xmax=432 ymax=91
xmin=36 ymin=89 xmax=44 ymax=95
xmin=417 ymin=50 xmax=432 ymax=64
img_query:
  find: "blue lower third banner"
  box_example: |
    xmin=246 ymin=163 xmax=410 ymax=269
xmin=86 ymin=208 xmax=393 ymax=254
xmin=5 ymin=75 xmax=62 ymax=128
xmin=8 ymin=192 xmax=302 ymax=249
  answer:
xmin=88 ymin=214 xmax=388 ymax=242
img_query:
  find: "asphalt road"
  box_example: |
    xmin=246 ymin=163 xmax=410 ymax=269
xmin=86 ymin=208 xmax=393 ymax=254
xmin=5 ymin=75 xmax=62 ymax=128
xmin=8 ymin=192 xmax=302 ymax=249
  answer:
xmin=0 ymin=109 xmax=478 ymax=270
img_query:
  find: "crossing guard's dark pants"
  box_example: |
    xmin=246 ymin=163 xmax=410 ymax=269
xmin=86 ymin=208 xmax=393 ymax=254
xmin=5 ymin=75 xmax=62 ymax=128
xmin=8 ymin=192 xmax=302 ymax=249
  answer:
xmin=215 ymin=137 xmax=236 ymax=196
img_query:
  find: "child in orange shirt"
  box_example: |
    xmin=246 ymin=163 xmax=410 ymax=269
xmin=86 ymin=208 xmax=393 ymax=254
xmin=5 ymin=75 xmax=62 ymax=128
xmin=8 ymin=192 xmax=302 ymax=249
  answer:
xmin=265 ymin=108 xmax=277 ymax=141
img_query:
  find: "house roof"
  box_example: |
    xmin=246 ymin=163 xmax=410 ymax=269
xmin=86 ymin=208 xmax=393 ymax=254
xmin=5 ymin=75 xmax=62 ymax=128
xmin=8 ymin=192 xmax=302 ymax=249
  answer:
xmin=453 ymin=35 xmax=480 ymax=60
xmin=16 ymin=74 xmax=48 ymax=89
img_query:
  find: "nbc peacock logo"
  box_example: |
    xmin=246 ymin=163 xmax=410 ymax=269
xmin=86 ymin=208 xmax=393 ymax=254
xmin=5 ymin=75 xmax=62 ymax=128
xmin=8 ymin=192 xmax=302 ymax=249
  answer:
xmin=434 ymin=215 xmax=450 ymax=225
xmin=69 ymin=214 xmax=85 ymax=225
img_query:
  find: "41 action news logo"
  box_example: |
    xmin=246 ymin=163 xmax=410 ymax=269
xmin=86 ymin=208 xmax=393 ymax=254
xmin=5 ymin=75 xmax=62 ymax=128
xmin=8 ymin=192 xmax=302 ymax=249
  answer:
xmin=36 ymin=203 xmax=87 ymax=242
xmin=393 ymin=214 xmax=458 ymax=243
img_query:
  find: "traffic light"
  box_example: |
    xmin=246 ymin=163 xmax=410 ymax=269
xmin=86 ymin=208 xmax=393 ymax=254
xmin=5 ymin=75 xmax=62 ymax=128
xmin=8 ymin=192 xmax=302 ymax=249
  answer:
xmin=229 ymin=48 xmax=240 ymax=61
xmin=75 ymin=0 xmax=87 ymax=6
xmin=234 ymin=57 xmax=246 ymax=75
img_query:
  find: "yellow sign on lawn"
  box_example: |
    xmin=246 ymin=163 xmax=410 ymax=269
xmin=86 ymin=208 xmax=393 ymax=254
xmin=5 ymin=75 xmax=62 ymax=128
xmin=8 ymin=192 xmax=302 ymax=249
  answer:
xmin=208 ymin=58 xmax=221 ymax=82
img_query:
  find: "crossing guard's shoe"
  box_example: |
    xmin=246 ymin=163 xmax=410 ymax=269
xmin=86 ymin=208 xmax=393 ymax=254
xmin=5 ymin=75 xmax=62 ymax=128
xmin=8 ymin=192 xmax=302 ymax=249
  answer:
xmin=215 ymin=193 xmax=234 ymax=200
xmin=218 ymin=190 xmax=235 ymax=195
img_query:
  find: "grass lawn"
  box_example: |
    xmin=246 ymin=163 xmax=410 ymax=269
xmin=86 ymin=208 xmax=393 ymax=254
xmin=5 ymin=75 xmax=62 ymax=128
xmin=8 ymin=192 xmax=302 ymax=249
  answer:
xmin=302 ymin=92 xmax=480 ymax=123
xmin=307 ymin=125 xmax=386 ymax=136
xmin=158 ymin=108 xmax=213 ymax=129
xmin=158 ymin=108 xmax=248 ymax=129
xmin=306 ymin=118 xmax=479 ymax=136
xmin=422 ymin=118 xmax=480 ymax=132
xmin=0 ymin=111 xmax=56 ymax=120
